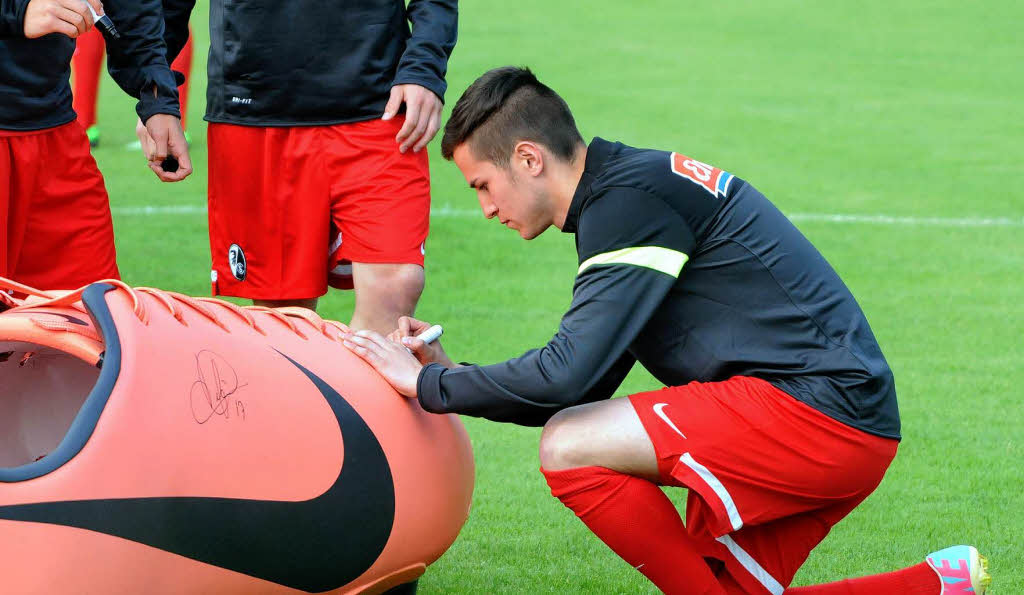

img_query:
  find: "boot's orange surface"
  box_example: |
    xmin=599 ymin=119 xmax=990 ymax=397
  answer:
xmin=0 ymin=277 xmax=474 ymax=594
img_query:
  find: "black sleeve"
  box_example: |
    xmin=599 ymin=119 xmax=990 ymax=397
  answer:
xmin=394 ymin=0 xmax=457 ymax=101
xmin=418 ymin=352 xmax=636 ymax=427
xmin=0 ymin=0 xmax=29 ymax=38
xmin=416 ymin=189 xmax=697 ymax=426
xmin=161 ymin=0 xmax=195 ymax=79
xmin=102 ymin=0 xmax=182 ymax=122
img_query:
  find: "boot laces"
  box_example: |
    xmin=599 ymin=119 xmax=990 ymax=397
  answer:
xmin=0 ymin=277 xmax=350 ymax=343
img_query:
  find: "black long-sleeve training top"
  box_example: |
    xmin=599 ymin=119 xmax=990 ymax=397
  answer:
xmin=200 ymin=0 xmax=457 ymax=126
xmin=0 ymin=0 xmax=190 ymax=131
xmin=417 ymin=138 xmax=900 ymax=439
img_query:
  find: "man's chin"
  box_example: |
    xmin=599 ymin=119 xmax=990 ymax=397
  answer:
xmin=519 ymin=225 xmax=549 ymax=241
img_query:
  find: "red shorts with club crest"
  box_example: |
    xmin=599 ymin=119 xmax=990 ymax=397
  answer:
xmin=207 ymin=117 xmax=430 ymax=299
xmin=629 ymin=376 xmax=898 ymax=594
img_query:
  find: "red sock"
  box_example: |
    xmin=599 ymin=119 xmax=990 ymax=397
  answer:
xmin=71 ymin=27 xmax=106 ymax=129
xmin=170 ymin=27 xmax=195 ymax=130
xmin=542 ymin=466 xmax=726 ymax=595
xmin=784 ymin=562 xmax=938 ymax=595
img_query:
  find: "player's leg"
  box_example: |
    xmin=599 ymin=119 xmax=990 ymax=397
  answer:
xmin=7 ymin=123 xmax=119 ymax=289
xmin=784 ymin=545 xmax=990 ymax=594
xmin=326 ymin=116 xmax=430 ymax=334
xmin=653 ymin=376 xmax=975 ymax=595
xmin=71 ymin=28 xmax=105 ymax=146
xmin=691 ymin=502 xmax=851 ymax=595
xmin=170 ymin=26 xmax=194 ymax=134
xmin=539 ymin=396 xmax=659 ymax=478
xmin=710 ymin=455 xmax=987 ymax=595
xmin=349 ymin=263 xmax=424 ymax=334
xmin=208 ymin=124 xmax=331 ymax=305
xmin=541 ymin=376 xmax=916 ymax=594
xmin=539 ymin=398 xmax=726 ymax=594
xmin=643 ymin=377 xmax=901 ymax=595
xmin=656 ymin=384 xmax=988 ymax=595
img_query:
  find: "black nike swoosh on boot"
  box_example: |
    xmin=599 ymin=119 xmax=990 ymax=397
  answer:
xmin=0 ymin=351 xmax=396 ymax=593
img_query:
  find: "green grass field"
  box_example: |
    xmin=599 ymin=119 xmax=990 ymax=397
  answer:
xmin=86 ymin=1 xmax=1023 ymax=592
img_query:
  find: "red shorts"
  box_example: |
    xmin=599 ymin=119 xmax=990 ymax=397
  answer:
xmin=629 ymin=376 xmax=898 ymax=594
xmin=0 ymin=121 xmax=119 ymax=290
xmin=207 ymin=117 xmax=431 ymax=299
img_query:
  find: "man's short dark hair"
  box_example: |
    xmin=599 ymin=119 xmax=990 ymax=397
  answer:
xmin=440 ymin=66 xmax=584 ymax=165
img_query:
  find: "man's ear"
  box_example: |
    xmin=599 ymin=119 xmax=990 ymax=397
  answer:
xmin=513 ymin=141 xmax=544 ymax=177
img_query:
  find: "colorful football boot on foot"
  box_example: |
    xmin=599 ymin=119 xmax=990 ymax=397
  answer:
xmin=86 ymin=125 xmax=101 ymax=148
xmin=0 ymin=276 xmax=474 ymax=594
xmin=926 ymin=545 xmax=991 ymax=594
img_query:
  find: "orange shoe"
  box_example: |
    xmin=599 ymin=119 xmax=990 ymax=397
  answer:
xmin=0 ymin=291 xmax=19 ymax=311
xmin=0 ymin=276 xmax=45 ymax=311
xmin=0 ymin=277 xmax=474 ymax=594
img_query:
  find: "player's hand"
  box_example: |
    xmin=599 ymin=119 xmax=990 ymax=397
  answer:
xmin=23 ymin=0 xmax=101 ymax=38
xmin=137 ymin=115 xmax=193 ymax=182
xmin=341 ymin=330 xmax=422 ymax=398
xmin=386 ymin=316 xmax=457 ymax=369
xmin=383 ymin=84 xmax=443 ymax=154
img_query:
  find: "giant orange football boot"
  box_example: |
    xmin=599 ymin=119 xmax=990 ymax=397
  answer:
xmin=0 ymin=276 xmax=474 ymax=594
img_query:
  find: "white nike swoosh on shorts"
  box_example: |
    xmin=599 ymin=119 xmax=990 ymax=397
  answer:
xmin=652 ymin=403 xmax=688 ymax=439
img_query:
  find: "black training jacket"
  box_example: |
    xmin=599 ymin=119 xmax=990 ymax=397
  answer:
xmin=0 ymin=0 xmax=192 ymax=131
xmin=417 ymin=138 xmax=901 ymax=439
xmin=200 ymin=0 xmax=457 ymax=126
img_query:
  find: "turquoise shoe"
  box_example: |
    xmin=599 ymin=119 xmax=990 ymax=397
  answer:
xmin=926 ymin=545 xmax=991 ymax=594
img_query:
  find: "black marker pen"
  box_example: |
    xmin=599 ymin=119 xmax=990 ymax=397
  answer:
xmin=85 ymin=2 xmax=120 ymax=39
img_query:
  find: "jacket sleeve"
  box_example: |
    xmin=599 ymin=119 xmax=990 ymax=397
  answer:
xmin=394 ymin=0 xmax=457 ymax=101
xmin=0 ymin=0 xmax=30 ymax=38
xmin=417 ymin=351 xmax=637 ymax=427
xmin=416 ymin=189 xmax=697 ymax=426
xmin=161 ymin=0 xmax=195 ymax=78
xmin=102 ymin=0 xmax=183 ymax=122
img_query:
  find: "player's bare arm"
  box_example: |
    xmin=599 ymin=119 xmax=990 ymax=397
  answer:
xmin=384 ymin=84 xmax=443 ymax=154
xmin=22 ymin=0 xmax=101 ymax=38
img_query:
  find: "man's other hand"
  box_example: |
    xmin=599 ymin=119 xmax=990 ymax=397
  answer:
xmin=383 ymin=84 xmax=443 ymax=154
xmin=341 ymin=330 xmax=423 ymax=398
xmin=136 ymin=115 xmax=193 ymax=182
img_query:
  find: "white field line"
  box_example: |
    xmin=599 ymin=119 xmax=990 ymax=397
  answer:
xmin=786 ymin=213 xmax=1024 ymax=227
xmin=113 ymin=205 xmax=209 ymax=216
xmin=110 ymin=204 xmax=1024 ymax=227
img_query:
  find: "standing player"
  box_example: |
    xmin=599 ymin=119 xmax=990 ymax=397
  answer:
xmin=340 ymin=67 xmax=990 ymax=594
xmin=1 ymin=0 xmax=192 ymax=290
xmin=188 ymin=0 xmax=457 ymax=333
xmin=71 ymin=25 xmax=196 ymax=148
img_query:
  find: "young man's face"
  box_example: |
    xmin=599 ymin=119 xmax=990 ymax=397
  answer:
xmin=452 ymin=143 xmax=551 ymax=240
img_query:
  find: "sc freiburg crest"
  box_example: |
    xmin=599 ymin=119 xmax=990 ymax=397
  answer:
xmin=228 ymin=244 xmax=247 ymax=281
